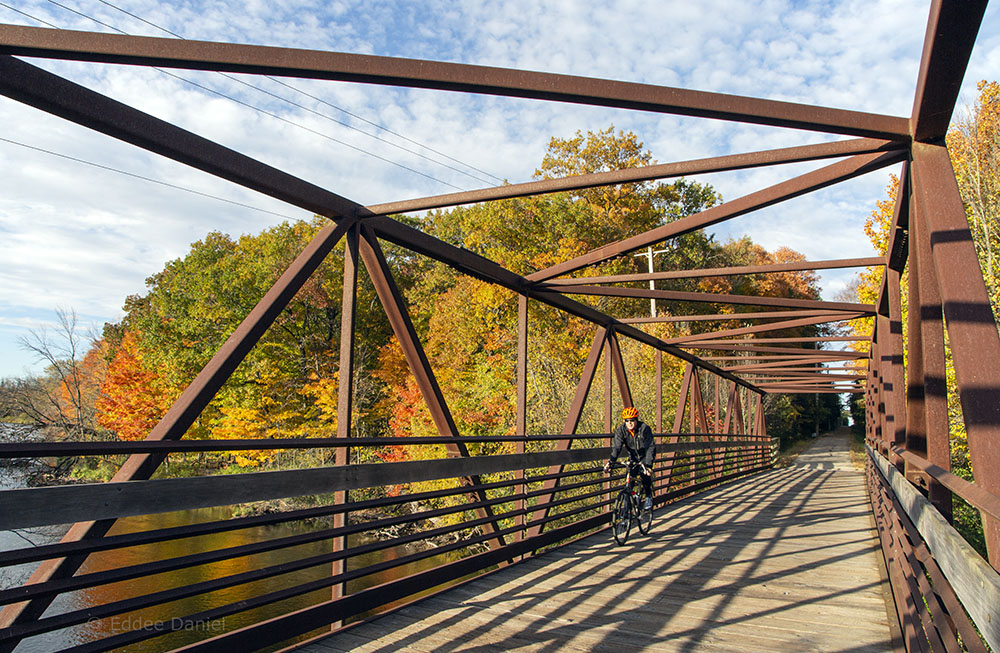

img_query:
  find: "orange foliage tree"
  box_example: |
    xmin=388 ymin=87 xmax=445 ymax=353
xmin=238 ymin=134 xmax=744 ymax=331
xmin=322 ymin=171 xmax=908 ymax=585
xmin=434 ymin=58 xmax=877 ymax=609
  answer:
xmin=96 ymin=330 xmax=175 ymax=441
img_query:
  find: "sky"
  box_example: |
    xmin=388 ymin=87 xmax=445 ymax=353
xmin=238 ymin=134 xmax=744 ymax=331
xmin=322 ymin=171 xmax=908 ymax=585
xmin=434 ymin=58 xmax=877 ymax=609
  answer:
xmin=0 ymin=0 xmax=998 ymax=379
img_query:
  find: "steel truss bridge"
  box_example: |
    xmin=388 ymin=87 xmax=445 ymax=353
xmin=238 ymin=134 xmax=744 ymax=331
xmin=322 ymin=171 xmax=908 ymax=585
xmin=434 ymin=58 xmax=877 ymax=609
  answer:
xmin=0 ymin=1 xmax=999 ymax=651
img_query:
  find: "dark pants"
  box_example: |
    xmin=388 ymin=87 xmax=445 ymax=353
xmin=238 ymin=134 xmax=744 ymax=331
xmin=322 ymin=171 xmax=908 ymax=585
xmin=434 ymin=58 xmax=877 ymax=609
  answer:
xmin=628 ymin=462 xmax=653 ymax=496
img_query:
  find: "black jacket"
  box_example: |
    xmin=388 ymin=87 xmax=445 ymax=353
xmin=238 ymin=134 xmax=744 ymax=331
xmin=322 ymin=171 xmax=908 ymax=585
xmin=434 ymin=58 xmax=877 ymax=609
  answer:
xmin=609 ymin=420 xmax=655 ymax=468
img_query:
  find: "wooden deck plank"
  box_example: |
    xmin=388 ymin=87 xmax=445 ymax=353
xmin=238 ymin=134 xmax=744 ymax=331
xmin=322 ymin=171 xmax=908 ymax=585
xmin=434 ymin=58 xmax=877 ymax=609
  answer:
xmin=293 ymin=431 xmax=896 ymax=652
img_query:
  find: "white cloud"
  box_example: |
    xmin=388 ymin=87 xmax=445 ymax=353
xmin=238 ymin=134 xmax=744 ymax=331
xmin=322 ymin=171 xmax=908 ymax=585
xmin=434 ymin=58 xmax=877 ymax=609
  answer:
xmin=0 ymin=0 xmax=996 ymax=378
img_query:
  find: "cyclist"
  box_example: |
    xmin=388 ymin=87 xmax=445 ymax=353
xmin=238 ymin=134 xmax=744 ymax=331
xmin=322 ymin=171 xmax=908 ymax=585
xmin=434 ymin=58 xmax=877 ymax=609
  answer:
xmin=603 ymin=406 xmax=655 ymax=509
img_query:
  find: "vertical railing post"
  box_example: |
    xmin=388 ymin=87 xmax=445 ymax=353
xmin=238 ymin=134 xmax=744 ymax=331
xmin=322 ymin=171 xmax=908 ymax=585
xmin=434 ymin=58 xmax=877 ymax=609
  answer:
xmin=886 ymin=265 xmax=908 ymax=473
xmin=515 ymin=294 xmax=528 ymax=546
xmin=331 ymin=224 xmax=359 ymax=618
xmin=604 ymin=337 xmax=613 ymax=432
xmin=656 ymin=350 xmax=663 ymax=435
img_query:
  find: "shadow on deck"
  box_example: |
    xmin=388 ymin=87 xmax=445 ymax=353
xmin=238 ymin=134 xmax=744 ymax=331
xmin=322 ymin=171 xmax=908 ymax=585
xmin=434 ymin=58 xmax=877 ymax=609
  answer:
xmin=294 ymin=431 xmax=899 ymax=652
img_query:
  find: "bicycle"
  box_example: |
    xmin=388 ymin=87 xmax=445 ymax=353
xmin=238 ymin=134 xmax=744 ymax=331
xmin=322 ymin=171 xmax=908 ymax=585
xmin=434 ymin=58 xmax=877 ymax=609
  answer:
xmin=607 ymin=461 xmax=653 ymax=545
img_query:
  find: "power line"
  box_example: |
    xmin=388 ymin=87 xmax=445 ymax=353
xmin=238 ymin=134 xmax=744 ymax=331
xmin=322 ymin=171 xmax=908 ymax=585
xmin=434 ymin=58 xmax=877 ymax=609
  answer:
xmin=92 ymin=0 xmax=504 ymax=185
xmin=0 ymin=136 xmax=300 ymax=220
xmin=35 ymin=0 xmax=468 ymax=190
xmin=0 ymin=2 xmax=59 ymax=28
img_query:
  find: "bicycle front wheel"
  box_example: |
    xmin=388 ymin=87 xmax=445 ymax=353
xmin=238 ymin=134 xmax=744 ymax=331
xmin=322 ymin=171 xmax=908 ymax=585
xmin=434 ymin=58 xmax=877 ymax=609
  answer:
xmin=612 ymin=491 xmax=631 ymax=545
xmin=637 ymin=487 xmax=653 ymax=535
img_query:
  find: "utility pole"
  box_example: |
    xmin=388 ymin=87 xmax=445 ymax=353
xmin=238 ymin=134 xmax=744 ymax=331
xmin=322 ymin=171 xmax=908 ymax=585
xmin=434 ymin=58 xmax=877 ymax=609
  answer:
xmin=633 ymin=245 xmax=671 ymax=317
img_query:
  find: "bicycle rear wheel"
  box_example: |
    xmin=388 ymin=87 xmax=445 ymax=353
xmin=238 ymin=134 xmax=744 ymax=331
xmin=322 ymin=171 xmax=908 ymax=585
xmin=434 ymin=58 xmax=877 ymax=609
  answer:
xmin=637 ymin=487 xmax=653 ymax=535
xmin=612 ymin=491 xmax=631 ymax=545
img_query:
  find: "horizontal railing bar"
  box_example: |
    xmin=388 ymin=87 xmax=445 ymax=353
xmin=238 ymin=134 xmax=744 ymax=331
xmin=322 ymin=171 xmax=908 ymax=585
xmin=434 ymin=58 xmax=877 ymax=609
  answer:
xmin=0 ymin=474 xmax=519 ymax=568
xmin=0 ymin=452 xmax=772 ymax=647
xmin=890 ymin=446 xmax=1000 ymax=523
xmin=24 ymin=461 xmax=771 ymax=650
xmin=658 ymin=451 xmax=766 ymax=478
xmin=0 ymin=440 xmax=766 ymax=530
xmin=869 ymin=463 xmax=983 ymax=651
xmin=27 ymin=486 xmax=622 ymax=649
xmin=869 ymin=468 xmax=949 ymax=650
xmin=0 ymin=497 xmax=531 ymax=642
xmin=2 ymin=463 xmax=634 ymax=605
xmin=178 ymin=463 xmax=774 ymax=652
xmin=2 ymin=464 xmax=627 ymax=606
xmin=868 ymin=446 xmax=1000 ymax=650
xmin=70 ymin=508 xmax=611 ymax=653
xmin=0 ymin=448 xmax=608 ymax=531
xmin=0 ymin=432 xmax=767 ymax=458
xmin=5 ymin=451 xmax=773 ymax=638
xmin=0 ymin=446 xmax=768 ymax=567
xmin=0 ymin=476 xmax=546 ymax=605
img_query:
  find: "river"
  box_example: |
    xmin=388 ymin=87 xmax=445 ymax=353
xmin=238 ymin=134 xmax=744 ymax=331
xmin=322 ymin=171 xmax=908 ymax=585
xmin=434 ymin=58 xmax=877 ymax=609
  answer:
xmin=0 ymin=427 xmax=462 ymax=652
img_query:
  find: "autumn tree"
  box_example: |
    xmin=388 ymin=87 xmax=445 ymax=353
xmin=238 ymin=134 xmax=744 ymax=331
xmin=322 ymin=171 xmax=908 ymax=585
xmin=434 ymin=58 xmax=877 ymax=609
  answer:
xmin=947 ymin=80 xmax=1000 ymax=310
xmin=96 ymin=330 xmax=175 ymax=441
xmin=106 ymin=217 xmax=394 ymax=468
xmin=12 ymin=309 xmax=107 ymax=440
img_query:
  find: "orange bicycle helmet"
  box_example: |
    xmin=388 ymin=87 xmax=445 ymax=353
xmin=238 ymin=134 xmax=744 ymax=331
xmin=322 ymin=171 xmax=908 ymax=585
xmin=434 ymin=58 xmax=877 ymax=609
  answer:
xmin=621 ymin=406 xmax=639 ymax=420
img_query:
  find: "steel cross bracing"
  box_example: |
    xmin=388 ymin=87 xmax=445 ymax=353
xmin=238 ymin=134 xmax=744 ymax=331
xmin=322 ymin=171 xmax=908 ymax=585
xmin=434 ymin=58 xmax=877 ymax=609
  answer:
xmin=1 ymin=1 xmax=999 ymax=651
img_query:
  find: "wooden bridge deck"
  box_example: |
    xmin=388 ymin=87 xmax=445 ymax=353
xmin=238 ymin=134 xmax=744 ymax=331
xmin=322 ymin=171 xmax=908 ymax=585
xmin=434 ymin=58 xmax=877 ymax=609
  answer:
xmin=295 ymin=431 xmax=898 ymax=652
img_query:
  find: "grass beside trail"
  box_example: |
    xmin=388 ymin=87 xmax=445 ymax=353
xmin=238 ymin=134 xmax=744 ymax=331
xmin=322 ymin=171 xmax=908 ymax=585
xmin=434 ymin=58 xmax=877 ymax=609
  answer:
xmin=774 ymin=438 xmax=814 ymax=468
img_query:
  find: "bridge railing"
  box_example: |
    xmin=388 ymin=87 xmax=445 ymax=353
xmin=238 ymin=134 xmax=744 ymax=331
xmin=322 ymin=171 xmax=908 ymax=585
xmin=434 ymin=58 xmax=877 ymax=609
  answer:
xmin=863 ymin=137 xmax=1000 ymax=650
xmin=0 ymin=431 xmax=773 ymax=651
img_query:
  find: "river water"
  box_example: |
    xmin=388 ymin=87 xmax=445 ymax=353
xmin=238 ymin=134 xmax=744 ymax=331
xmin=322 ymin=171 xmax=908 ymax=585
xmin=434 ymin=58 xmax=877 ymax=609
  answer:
xmin=1 ymin=428 xmax=461 ymax=652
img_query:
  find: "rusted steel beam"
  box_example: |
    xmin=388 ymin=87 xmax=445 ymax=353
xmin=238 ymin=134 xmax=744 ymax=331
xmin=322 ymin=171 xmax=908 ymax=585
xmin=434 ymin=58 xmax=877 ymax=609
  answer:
xmin=366 ymin=216 xmax=761 ymax=394
xmin=607 ymin=330 xmax=634 ymax=407
xmin=661 ymin=312 xmax=866 ymax=345
xmin=0 ymin=218 xmax=353 ymax=635
xmin=332 ymin=224 xmax=359 ymax=610
xmin=703 ymin=354 xmax=837 ymax=362
xmin=892 ymin=447 xmax=1000 ymax=525
xmin=516 ymin=296 xmax=528 ymax=438
xmin=907 ymin=179 xmax=952 ymax=519
xmin=661 ymin=363 xmax=695 ymax=491
xmin=691 ymin=370 xmax=710 ymax=433
xmin=688 ymin=370 xmax=711 ymax=479
xmin=707 ymin=354 xmax=861 ymax=363
xmin=884 ymin=163 xmax=909 ymax=470
xmin=527 ymin=149 xmax=906 ymax=282
xmin=912 ymin=142 xmax=1000 ymax=567
xmin=656 ymin=351 xmax=663 ymax=433
xmin=0 ymin=24 xmax=911 ymax=139
xmin=885 ymin=294 xmax=905 ymax=472
xmin=0 ymin=55 xmax=359 ymax=220
xmin=736 ymin=366 xmax=862 ymax=374
xmin=767 ymin=388 xmax=863 ymax=394
xmin=550 ymin=284 xmax=875 ymax=313
xmin=336 ymin=226 xmax=360 ymax=441
xmin=745 ymin=373 xmax=865 ymax=381
xmin=723 ymin=354 xmax=863 ymax=368
xmin=680 ymin=344 xmax=869 ymax=358
xmin=604 ymin=339 xmax=614 ymax=431
xmin=357 ymin=228 xmax=507 ymax=550
xmin=685 ymin=336 xmax=871 ymax=344
xmin=545 ymin=257 xmax=886 ymax=286
xmin=368 ymin=141 xmax=900 ymax=216
xmin=910 ymin=0 xmax=989 ymax=142
xmin=622 ymin=309 xmax=854 ymax=324
xmin=515 ymin=295 xmax=528 ymax=544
